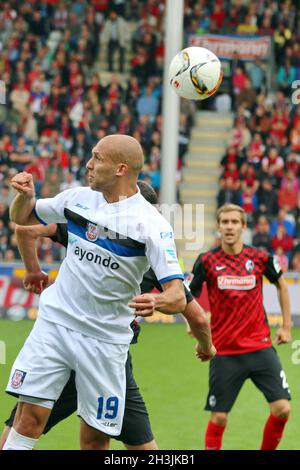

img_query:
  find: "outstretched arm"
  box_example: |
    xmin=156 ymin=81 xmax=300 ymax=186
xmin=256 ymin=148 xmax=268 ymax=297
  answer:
xmin=275 ymin=276 xmax=292 ymax=344
xmin=15 ymin=224 xmax=58 ymax=294
xmin=10 ymin=172 xmax=39 ymax=225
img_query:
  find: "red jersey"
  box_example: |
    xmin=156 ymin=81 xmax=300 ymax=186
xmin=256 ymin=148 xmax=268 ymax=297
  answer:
xmin=190 ymin=245 xmax=282 ymax=355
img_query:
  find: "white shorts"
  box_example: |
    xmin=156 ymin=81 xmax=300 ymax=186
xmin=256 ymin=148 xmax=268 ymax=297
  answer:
xmin=6 ymin=317 xmax=128 ymax=436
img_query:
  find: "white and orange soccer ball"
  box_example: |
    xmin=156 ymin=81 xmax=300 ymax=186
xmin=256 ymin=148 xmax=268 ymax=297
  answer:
xmin=168 ymin=46 xmax=223 ymax=100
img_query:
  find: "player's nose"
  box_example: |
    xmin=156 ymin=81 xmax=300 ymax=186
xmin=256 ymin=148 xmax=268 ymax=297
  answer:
xmin=86 ymin=158 xmax=93 ymax=170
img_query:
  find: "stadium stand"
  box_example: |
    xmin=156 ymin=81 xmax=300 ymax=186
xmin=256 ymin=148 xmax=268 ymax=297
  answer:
xmin=0 ymin=0 xmax=300 ymax=272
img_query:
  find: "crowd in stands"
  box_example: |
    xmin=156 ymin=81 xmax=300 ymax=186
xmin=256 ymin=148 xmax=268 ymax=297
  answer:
xmin=213 ymin=0 xmax=300 ymax=271
xmin=0 ymin=0 xmax=194 ymax=262
xmin=0 ymin=0 xmax=300 ymax=273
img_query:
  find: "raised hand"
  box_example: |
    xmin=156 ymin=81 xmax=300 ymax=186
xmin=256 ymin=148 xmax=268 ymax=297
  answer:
xmin=11 ymin=172 xmax=35 ymax=198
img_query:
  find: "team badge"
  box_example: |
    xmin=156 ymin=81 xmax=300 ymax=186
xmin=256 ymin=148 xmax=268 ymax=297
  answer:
xmin=86 ymin=222 xmax=98 ymax=242
xmin=11 ymin=369 xmax=27 ymax=389
xmin=245 ymin=259 xmax=254 ymax=272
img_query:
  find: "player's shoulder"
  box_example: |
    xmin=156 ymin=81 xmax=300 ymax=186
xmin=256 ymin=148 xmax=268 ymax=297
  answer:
xmin=66 ymin=186 xmax=103 ymax=207
xmin=193 ymin=246 xmax=222 ymax=269
xmin=243 ymin=244 xmax=269 ymax=262
xmin=139 ymin=198 xmax=173 ymax=230
xmin=202 ymin=246 xmax=222 ymax=261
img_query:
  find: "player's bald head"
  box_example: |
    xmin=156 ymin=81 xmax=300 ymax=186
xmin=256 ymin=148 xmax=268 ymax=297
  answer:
xmin=95 ymin=134 xmax=144 ymax=175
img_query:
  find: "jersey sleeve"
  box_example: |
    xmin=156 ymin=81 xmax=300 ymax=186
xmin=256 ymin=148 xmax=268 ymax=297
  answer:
xmin=263 ymin=255 xmax=283 ymax=284
xmin=189 ymin=254 xmax=206 ymax=297
xmin=145 ymin=218 xmax=184 ymax=284
xmin=34 ymin=189 xmax=78 ymax=225
xmin=49 ymin=224 xmax=68 ymax=248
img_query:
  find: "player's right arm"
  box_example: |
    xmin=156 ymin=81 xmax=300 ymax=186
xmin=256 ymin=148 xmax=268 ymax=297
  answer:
xmin=10 ymin=171 xmax=74 ymax=226
xmin=16 ymin=224 xmax=58 ymax=294
xmin=10 ymin=172 xmax=39 ymax=225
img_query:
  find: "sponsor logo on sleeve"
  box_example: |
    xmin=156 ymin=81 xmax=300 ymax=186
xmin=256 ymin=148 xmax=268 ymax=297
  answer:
xmin=11 ymin=369 xmax=27 ymax=389
xmin=165 ymin=248 xmax=178 ymax=265
xmin=160 ymin=231 xmax=173 ymax=239
xmin=217 ymin=275 xmax=256 ymax=290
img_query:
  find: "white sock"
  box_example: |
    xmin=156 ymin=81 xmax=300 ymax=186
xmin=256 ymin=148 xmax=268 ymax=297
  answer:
xmin=2 ymin=427 xmax=39 ymax=450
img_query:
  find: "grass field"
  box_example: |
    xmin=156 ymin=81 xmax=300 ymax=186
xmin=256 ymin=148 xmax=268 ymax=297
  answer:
xmin=0 ymin=321 xmax=299 ymax=450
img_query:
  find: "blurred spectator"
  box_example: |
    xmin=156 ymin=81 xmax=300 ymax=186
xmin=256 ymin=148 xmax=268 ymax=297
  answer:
xmin=261 ymin=147 xmax=284 ymax=188
xmin=256 ymin=178 xmax=279 ymax=217
xmin=101 ymin=10 xmax=130 ymax=73
xmin=289 ymin=121 xmax=300 ymax=152
xmin=136 ymin=85 xmax=159 ymax=121
xmin=235 ymin=78 xmax=257 ymax=110
xmin=274 ymin=246 xmax=289 ymax=272
xmin=59 ymin=171 xmax=81 ymax=191
xmin=271 ymin=225 xmax=293 ymax=258
xmin=240 ymin=185 xmax=258 ymax=226
xmin=217 ymin=177 xmax=241 ymax=208
xmin=252 ymin=215 xmax=272 ymax=252
xmin=278 ymin=180 xmax=299 ymax=213
xmin=277 ymin=59 xmax=296 ymax=95
xmin=290 ymin=250 xmax=300 ymax=271
xmin=270 ymin=209 xmax=295 ymax=238
xmin=247 ymin=59 xmax=266 ymax=93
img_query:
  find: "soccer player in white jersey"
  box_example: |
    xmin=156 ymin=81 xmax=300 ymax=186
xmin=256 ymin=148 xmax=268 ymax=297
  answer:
xmin=4 ymin=134 xmax=186 ymax=451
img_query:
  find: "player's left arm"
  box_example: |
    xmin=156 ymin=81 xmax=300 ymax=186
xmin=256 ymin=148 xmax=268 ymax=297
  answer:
xmin=274 ymin=275 xmax=292 ymax=344
xmin=264 ymin=255 xmax=292 ymax=344
xmin=129 ymin=218 xmax=186 ymax=316
xmin=16 ymin=224 xmax=58 ymax=294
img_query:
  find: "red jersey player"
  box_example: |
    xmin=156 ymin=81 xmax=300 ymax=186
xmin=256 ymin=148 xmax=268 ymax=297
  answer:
xmin=190 ymin=203 xmax=292 ymax=450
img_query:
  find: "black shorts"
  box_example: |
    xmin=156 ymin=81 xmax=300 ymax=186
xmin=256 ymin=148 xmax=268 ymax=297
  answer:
xmin=5 ymin=351 xmax=153 ymax=446
xmin=205 ymin=347 xmax=291 ymax=412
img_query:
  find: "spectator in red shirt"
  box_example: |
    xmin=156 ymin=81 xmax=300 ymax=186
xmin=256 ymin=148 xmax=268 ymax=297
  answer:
xmin=278 ymin=180 xmax=299 ymax=213
xmin=271 ymin=225 xmax=294 ymax=256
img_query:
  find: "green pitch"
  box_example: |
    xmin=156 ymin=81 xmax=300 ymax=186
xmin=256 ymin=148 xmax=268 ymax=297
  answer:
xmin=0 ymin=321 xmax=299 ymax=450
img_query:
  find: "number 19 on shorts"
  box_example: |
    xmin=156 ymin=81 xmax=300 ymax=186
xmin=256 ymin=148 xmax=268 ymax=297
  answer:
xmin=97 ymin=396 xmax=119 ymax=420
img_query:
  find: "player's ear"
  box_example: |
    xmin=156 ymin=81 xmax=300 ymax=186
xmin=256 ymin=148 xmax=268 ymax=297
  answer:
xmin=116 ymin=163 xmax=128 ymax=177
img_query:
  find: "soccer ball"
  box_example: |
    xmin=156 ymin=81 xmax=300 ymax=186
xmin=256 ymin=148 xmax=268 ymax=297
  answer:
xmin=168 ymin=46 xmax=222 ymax=100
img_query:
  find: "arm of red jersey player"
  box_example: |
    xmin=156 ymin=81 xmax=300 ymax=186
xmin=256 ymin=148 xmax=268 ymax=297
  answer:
xmin=10 ymin=172 xmax=40 ymax=225
xmin=182 ymin=299 xmax=216 ymax=361
xmin=274 ymin=276 xmax=292 ymax=345
xmin=128 ymin=279 xmax=186 ymax=316
xmin=15 ymin=224 xmax=58 ymax=294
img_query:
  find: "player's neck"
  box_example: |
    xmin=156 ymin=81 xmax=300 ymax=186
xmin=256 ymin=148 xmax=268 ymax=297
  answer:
xmin=102 ymin=183 xmax=138 ymax=203
xmin=221 ymin=240 xmax=243 ymax=255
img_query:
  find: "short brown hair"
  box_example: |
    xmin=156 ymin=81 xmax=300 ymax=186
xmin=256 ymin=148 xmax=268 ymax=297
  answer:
xmin=217 ymin=204 xmax=247 ymax=225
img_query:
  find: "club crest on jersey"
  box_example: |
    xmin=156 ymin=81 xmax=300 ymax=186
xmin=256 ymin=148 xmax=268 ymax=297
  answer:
xmin=245 ymin=259 xmax=254 ymax=272
xmin=86 ymin=222 xmax=98 ymax=242
xmin=11 ymin=369 xmax=27 ymax=389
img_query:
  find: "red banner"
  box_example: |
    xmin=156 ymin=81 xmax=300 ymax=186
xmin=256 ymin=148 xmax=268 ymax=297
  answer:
xmin=188 ymin=34 xmax=271 ymax=61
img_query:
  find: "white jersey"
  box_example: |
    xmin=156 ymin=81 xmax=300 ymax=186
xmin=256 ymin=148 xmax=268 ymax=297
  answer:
xmin=34 ymin=187 xmax=183 ymax=344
